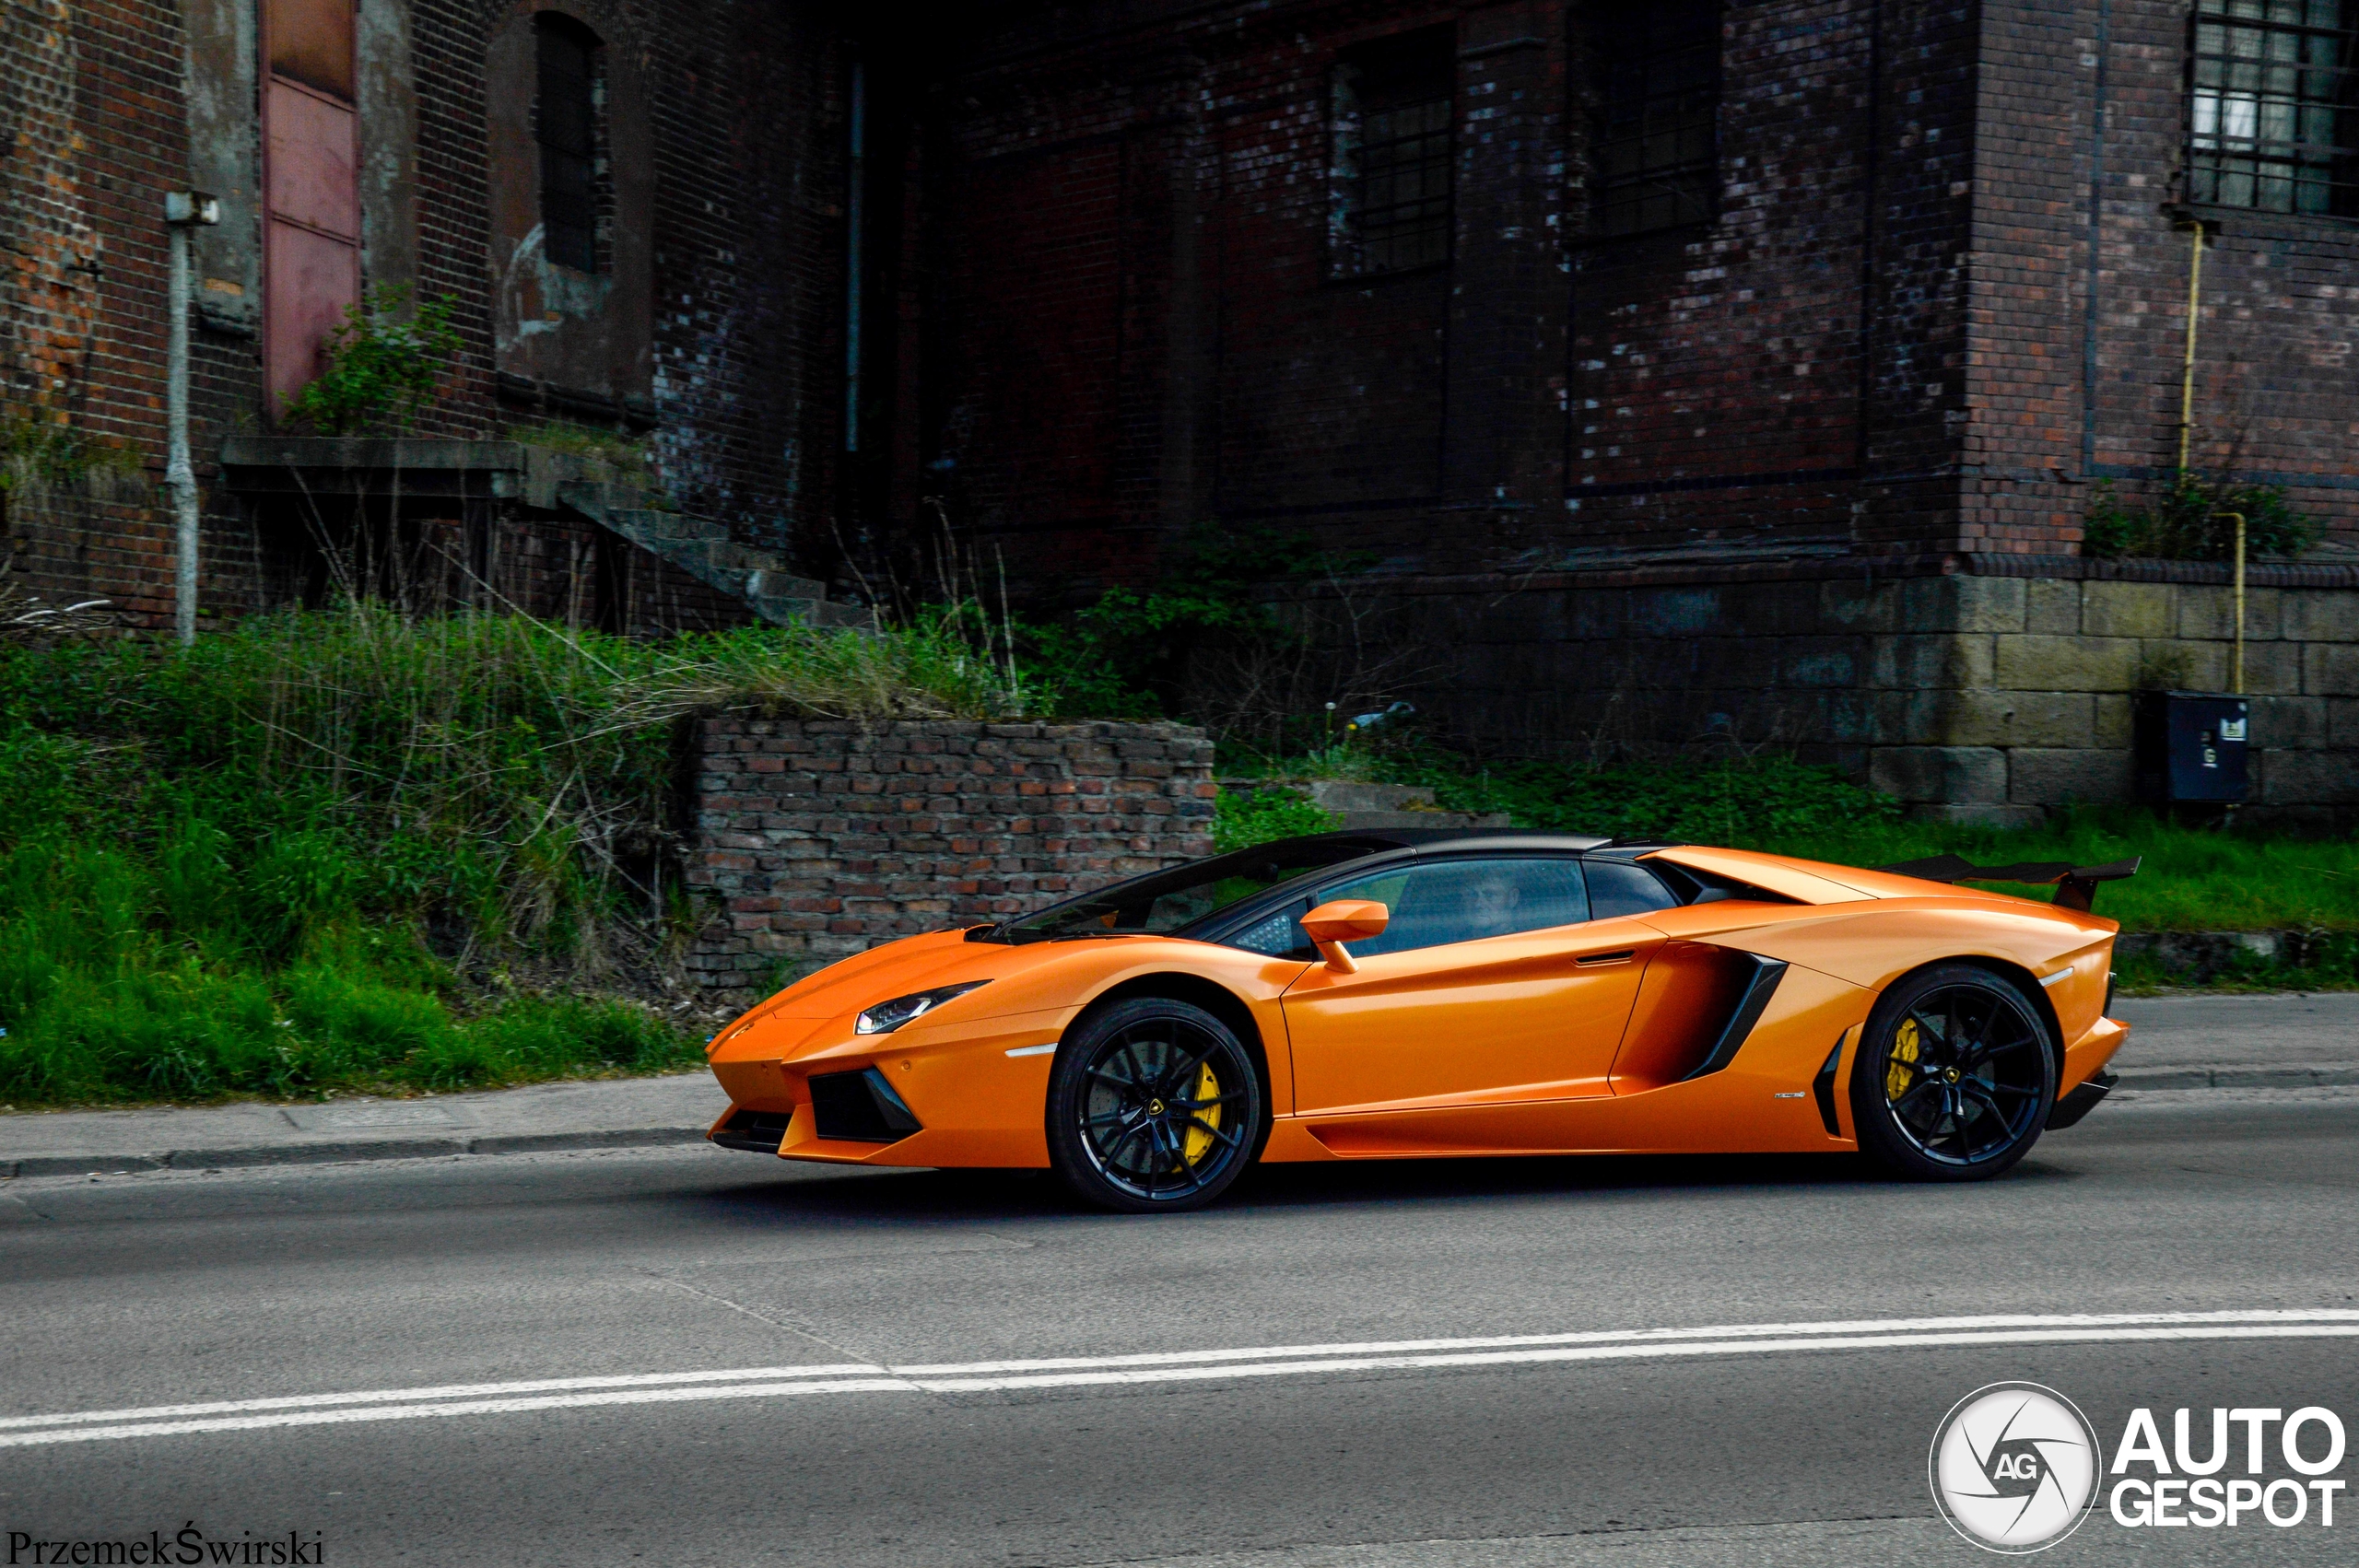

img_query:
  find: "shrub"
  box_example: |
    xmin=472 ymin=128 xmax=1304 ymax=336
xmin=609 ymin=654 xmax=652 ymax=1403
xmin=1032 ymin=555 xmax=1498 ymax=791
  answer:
xmin=2083 ymin=473 xmax=2318 ymax=561
xmin=283 ymin=285 xmax=464 ymax=435
xmin=1214 ymin=790 xmax=1338 ymax=852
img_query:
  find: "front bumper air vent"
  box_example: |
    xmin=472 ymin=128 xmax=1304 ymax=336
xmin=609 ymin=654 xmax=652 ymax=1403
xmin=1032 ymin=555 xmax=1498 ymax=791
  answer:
xmin=711 ymin=1108 xmax=794 ymax=1154
xmin=809 ymin=1068 xmax=924 ymax=1143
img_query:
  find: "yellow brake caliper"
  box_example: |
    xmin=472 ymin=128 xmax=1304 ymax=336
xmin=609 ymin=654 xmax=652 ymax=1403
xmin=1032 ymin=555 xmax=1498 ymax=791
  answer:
xmin=1886 ymin=1018 xmax=1921 ymax=1102
xmin=1181 ymin=1061 xmax=1221 ymax=1165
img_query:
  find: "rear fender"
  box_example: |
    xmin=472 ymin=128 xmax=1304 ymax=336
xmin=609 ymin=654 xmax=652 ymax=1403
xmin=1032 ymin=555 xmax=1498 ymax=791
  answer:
xmin=1676 ymin=901 xmax=2115 ymax=996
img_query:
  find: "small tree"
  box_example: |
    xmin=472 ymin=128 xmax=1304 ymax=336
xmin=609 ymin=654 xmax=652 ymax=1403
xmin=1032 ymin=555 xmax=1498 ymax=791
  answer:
xmin=283 ymin=285 xmax=463 ymax=435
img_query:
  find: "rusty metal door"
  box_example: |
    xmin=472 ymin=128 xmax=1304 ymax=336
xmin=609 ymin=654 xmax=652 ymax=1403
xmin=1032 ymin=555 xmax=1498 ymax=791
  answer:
xmin=263 ymin=0 xmax=359 ymax=416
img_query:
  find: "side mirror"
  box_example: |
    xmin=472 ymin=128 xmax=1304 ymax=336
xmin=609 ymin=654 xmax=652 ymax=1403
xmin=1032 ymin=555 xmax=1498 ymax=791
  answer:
xmin=1301 ymin=899 xmax=1389 ymax=974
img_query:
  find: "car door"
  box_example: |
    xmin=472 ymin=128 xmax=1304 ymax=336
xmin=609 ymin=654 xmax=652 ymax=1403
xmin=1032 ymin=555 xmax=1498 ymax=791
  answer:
xmin=1279 ymin=855 xmax=1664 ymax=1117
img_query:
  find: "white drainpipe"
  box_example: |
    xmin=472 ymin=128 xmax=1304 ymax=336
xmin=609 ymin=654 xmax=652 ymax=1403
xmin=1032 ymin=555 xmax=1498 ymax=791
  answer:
xmin=163 ymin=190 xmax=218 ymax=645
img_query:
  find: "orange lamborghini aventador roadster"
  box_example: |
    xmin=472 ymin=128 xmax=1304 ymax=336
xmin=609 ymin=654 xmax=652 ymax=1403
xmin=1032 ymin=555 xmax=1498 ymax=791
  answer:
xmin=703 ymin=830 xmax=2136 ymax=1211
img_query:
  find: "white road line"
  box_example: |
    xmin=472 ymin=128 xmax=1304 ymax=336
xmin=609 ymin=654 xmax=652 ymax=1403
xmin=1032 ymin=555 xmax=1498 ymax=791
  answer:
xmin=0 ymin=1380 xmax=920 ymax=1449
xmin=16 ymin=1308 xmax=2334 ymax=1432
xmin=6 ymin=1310 xmax=2355 ymax=1449
xmin=0 ymin=1363 xmax=882 ymax=1433
xmin=884 ymin=1307 xmax=2359 ymax=1376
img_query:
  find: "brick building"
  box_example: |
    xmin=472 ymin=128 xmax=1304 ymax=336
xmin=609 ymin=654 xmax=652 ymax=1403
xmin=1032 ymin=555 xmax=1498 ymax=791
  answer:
xmin=906 ymin=1 xmax=2359 ymax=569
xmin=5 ymin=2 xmax=2357 ymax=815
xmin=896 ymin=0 xmax=2359 ymax=819
xmin=3 ymin=0 xmax=865 ymax=632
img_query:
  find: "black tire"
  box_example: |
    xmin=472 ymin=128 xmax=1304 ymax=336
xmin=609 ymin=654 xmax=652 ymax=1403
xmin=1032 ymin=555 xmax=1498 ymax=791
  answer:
xmin=1046 ymin=997 xmax=1266 ymax=1213
xmin=1849 ymin=964 xmax=2058 ymax=1181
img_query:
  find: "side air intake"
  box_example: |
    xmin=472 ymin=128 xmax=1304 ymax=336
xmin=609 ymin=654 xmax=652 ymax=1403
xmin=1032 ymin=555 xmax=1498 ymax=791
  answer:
xmin=809 ymin=1068 xmax=924 ymax=1143
xmin=1678 ymin=954 xmax=1789 ymax=1081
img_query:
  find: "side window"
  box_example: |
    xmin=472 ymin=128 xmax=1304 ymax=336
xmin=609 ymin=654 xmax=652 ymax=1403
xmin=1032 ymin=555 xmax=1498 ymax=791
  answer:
xmin=1585 ymin=0 xmax=1723 ymax=238
xmin=1230 ymin=898 xmax=1316 ymax=960
xmin=2189 ymin=1 xmax=2359 ymax=217
xmin=535 ymin=16 xmax=602 ymax=274
xmin=1328 ymin=28 xmax=1455 ymax=277
xmin=1585 ymin=861 xmax=1681 ymax=919
xmin=1320 ymin=858 xmax=1589 ymax=958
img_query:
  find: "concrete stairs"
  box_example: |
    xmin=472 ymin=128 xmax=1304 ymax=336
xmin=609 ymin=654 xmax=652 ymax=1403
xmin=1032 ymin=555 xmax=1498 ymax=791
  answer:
xmin=555 ymin=480 xmax=874 ymax=631
xmin=216 ymin=437 xmax=875 ymax=633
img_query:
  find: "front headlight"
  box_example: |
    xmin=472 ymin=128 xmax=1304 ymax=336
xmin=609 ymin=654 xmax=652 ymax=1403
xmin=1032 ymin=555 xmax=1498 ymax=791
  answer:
xmin=854 ymin=980 xmax=991 ymax=1036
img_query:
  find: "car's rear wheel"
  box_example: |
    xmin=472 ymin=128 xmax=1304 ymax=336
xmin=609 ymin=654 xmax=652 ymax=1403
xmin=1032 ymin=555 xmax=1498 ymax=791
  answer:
xmin=1047 ymin=997 xmax=1264 ymax=1213
xmin=1850 ymin=964 xmax=2057 ymax=1181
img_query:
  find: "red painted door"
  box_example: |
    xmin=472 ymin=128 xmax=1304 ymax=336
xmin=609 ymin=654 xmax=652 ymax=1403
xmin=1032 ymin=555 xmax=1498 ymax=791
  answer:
xmin=264 ymin=0 xmax=359 ymax=416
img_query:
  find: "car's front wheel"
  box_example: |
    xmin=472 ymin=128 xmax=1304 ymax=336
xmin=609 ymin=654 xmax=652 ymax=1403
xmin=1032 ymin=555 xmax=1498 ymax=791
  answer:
xmin=1850 ymin=964 xmax=2057 ymax=1181
xmin=1046 ymin=997 xmax=1264 ymax=1213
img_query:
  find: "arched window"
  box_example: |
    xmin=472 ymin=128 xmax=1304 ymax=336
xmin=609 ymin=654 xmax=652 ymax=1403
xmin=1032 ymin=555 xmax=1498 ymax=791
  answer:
xmin=487 ymin=3 xmax=650 ymax=407
xmin=535 ymin=15 xmax=601 ymax=273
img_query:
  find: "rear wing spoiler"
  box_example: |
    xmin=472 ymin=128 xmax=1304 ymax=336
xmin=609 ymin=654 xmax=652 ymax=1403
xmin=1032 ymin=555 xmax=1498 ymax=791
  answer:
xmin=1875 ymin=855 xmax=2142 ymax=913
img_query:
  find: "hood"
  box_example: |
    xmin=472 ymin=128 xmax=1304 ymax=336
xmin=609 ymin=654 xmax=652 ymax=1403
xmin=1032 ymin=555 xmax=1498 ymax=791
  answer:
xmin=710 ymin=926 xmax=1138 ymax=1059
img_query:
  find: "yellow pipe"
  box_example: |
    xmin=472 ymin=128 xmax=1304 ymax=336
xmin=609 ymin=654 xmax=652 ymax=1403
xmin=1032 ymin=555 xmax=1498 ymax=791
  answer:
xmin=2179 ymin=221 xmax=2205 ymax=472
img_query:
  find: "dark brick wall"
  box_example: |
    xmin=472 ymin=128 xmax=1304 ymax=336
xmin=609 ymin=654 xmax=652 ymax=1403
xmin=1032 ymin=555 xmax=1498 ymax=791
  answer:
xmin=686 ymin=718 xmax=1218 ymax=1000
xmin=919 ymin=0 xmax=1996 ymax=591
xmin=915 ymin=0 xmax=2359 ymax=597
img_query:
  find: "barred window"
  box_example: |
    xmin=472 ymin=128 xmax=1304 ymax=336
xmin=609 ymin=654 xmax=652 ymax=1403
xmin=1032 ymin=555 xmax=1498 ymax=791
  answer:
xmin=1589 ymin=2 xmax=1722 ymax=238
xmin=2189 ymin=0 xmax=2359 ymax=217
xmin=1330 ymin=30 xmax=1453 ymax=276
xmin=536 ymin=15 xmax=602 ymax=272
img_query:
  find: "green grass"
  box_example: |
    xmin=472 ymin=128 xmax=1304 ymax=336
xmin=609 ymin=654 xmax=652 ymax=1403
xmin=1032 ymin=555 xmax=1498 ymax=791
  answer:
xmin=0 ymin=603 xmax=1026 ymax=1108
xmin=1214 ymin=790 xmax=1338 ymax=852
xmin=0 ymin=834 xmax=700 ymax=1106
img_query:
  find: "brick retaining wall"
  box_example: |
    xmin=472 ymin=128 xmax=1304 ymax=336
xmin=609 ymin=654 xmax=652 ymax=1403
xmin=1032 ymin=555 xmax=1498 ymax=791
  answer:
xmin=685 ymin=718 xmax=1216 ymax=1002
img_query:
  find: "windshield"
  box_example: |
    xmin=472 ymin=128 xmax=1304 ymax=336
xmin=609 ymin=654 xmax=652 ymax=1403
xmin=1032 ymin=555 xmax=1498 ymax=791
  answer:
xmin=990 ymin=837 xmax=1386 ymax=942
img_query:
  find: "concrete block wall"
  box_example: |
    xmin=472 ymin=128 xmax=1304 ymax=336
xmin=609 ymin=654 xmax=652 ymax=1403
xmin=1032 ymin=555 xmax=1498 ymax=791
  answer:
xmin=686 ymin=719 xmax=1217 ymax=1003
xmin=1342 ymin=559 xmax=2359 ymax=825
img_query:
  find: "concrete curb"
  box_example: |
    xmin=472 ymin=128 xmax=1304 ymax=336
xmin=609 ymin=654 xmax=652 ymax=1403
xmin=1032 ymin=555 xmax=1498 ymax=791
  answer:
xmin=2 ymin=1125 xmax=710 ymax=1181
xmin=2110 ymin=1065 xmax=2359 ymax=1093
xmin=6 ymin=1064 xmax=2353 ymax=1179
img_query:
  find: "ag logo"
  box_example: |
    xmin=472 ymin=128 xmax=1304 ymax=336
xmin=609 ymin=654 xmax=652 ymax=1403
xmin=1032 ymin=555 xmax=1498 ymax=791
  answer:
xmin=1930 ymin=1382 xmax=2103 ymax=1552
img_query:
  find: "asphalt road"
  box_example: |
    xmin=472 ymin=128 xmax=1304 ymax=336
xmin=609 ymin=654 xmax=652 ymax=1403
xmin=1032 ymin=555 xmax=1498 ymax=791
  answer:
xmin=5 ymin=1089 xmax=2358 ymax=1566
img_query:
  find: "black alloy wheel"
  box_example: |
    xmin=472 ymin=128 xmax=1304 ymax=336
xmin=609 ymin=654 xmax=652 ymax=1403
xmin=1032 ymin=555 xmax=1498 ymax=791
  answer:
xmin=1046 ymin=997 xmax=1266 ymax=1213
xmin=1849 ymin=964 xmax=2058 ymax=1181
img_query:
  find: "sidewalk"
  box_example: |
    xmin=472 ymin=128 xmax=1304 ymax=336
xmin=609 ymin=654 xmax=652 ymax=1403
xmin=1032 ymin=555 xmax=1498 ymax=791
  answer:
xmin=2108 ymin=992 xmax=2359 ymax=1088
xmin=1 ymin=994 xmax=2351 ymax=1180
xmin=0 ymin=1072 xmax=726 ymax=1179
